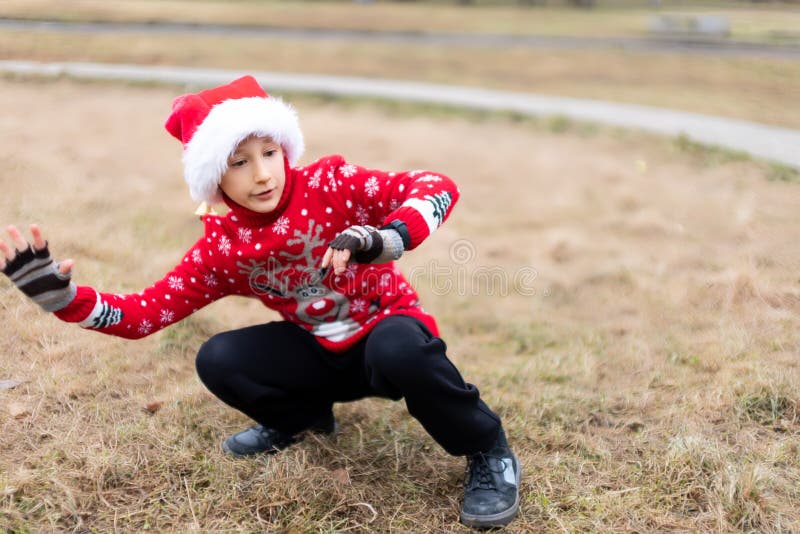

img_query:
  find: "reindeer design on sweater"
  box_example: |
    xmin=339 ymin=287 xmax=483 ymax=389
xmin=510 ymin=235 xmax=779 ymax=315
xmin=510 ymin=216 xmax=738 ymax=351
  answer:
xmin=237 ymin=219 xmax=371 ymax=341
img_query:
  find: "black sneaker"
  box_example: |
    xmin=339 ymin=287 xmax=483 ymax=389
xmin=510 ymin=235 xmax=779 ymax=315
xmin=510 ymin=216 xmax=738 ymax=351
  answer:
xmin=222 ymin=411 xmax=338 ymax=458
xmin=460 ymin=429 xmax=521 ymax=528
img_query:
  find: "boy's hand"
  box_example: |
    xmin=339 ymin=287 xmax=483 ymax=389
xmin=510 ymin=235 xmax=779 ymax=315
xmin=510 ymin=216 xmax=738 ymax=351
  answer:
xmin=321 ymin=246 xmax=352 ymax=276
xmin=321 ymin=225 xmax=382 ymax=276
xmin=0 ymin=224 xmax=77 ymax=312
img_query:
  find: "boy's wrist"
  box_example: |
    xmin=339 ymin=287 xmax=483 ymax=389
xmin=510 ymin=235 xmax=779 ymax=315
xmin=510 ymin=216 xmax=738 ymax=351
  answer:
xmin=53 ymin=286 xmax=100 ymax=322
xmin=354 ymin=228 xmax=405 ymax=264
xmin=380 ymin=219 xmax=411 ymax=250
xmin=370 ymin=229 xmax=404 ymax=263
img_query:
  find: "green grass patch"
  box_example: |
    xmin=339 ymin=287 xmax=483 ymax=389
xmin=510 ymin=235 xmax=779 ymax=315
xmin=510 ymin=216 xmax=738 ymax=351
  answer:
xmin=736 ymin=385 xmax=798 ymax=427
xmin=671 ymin=133 xmax=751 ymax=167
xmin=766 ymin=162 xmax=800 ymax=183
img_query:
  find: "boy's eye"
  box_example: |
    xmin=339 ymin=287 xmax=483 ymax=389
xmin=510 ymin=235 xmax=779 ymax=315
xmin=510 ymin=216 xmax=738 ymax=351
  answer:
xmin=264 ymin=150 xmax=276 ymax=158
xmin=230 ymin=159 xmax=246 ymax=167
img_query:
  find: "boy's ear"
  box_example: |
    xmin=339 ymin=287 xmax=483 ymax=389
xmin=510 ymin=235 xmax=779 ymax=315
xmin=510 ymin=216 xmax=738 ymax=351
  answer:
xmin=194 ymin=202 xmax=219 ymax=218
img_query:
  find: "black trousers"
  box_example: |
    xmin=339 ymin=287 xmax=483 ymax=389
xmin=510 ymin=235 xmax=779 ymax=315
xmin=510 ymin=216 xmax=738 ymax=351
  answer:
xmin=195 ymin=315 xmax=501 ymax=456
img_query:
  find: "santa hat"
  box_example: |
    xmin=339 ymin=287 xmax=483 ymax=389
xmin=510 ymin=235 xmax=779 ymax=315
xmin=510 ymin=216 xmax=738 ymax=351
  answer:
xmin=164 ymin=75 xmax=304 ymax=204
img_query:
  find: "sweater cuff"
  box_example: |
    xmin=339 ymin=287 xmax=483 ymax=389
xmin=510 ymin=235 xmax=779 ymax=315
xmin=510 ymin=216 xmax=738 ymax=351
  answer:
xmin=53 ymin=285 xmax=97 ymax=323
xmin=383 ymin=206 xmax=430 ymax=250
xmin=369 ymin=229 xmax=404 ymax=264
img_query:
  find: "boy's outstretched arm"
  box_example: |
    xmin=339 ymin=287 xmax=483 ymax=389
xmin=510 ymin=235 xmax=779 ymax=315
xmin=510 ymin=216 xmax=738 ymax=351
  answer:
xmin=1 ymin=223 xmax=227 ymax=340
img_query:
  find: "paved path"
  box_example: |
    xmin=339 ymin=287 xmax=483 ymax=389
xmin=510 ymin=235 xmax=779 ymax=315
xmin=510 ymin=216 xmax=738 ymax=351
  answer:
xmin=2 ymin=18 xmax=800 ymax=59
xmin=2 ymin=60 xmax=798 ymax=169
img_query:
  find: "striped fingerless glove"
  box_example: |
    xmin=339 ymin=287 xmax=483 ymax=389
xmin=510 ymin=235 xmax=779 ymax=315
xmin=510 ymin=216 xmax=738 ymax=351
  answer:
xmin=329 ymin=225 xmax=405 ymax=264
xmin=1 ymin=245 xmax=76 ymax=312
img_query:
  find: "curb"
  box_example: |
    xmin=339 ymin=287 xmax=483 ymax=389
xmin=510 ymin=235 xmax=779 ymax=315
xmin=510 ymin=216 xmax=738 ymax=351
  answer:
xmin=2 ymin=60 xmax=798 ymax=169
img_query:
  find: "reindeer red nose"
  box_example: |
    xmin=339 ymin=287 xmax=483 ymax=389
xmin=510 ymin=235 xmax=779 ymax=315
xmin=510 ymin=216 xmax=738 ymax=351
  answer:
xmin=306 ymin=298 xmax=335 ymax=319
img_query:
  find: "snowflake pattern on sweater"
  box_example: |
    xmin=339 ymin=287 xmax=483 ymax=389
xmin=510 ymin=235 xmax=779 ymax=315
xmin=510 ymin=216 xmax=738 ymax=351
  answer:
xmin=54 ymin=155 xmax=460 ymax=353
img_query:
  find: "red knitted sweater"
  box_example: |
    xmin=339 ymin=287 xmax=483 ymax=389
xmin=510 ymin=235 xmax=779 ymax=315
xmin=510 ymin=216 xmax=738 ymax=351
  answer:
xmin=55 ymin=155 xmax=459 ymax=353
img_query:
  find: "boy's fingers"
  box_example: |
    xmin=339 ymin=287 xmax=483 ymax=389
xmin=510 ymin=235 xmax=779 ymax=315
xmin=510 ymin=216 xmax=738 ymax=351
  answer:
xmin=29 ymin=224 xmax=46 ymax=250
xmin=58 ymin=259 xmax=74 ymax=275
xmin=325 ymin=246 xmax=354 ymax=274
xmin=6 ymin=225 xmax=28 ymax=252
xmin=334 ymin=249 xmax=350 ymax=274
xmin=321 ymin=248 xmax=333 ymax=269
xmin=0 ymin=240 xmax=13 ymax=261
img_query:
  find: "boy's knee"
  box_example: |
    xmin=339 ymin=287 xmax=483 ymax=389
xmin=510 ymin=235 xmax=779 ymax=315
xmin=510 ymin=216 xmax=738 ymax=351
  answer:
xmin=195 ymin=333 xmax=234 ymax=386
xmin=365 ymin=318 xmax=441 ymax=379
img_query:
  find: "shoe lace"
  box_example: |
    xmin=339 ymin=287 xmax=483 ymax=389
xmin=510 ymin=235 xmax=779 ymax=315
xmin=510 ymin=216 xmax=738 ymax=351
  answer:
xmin=468 ymin=452 xmax=508 ymax=491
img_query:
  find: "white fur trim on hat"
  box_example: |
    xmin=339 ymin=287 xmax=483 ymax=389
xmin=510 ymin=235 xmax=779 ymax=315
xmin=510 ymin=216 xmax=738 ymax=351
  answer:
xmin=183 ymin=96 xmax=304 ymax=204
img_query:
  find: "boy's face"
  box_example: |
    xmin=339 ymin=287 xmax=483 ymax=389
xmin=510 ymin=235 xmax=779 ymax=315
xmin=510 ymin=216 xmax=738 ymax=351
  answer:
xmin=219 ymin=136 xmax=286 ymax=213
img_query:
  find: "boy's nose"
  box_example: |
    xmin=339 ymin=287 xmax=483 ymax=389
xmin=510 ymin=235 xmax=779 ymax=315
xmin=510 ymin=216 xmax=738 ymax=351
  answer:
xmin=253 ymin=160 xmax=271 ymax=183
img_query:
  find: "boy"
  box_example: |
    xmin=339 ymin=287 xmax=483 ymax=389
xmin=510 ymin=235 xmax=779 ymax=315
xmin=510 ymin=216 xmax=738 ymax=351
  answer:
xmin=0 ymin=76 xmax=521 ymax=528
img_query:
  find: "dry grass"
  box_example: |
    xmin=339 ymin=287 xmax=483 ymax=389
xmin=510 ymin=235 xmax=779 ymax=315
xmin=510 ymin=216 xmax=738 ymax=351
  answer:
xmin=2 ymin=0 xmax=800 ymax=42
xmin=1 ymin=78 xmax=798 ymax=532
xmin=2 ymin=27 xmax=800 ymax=131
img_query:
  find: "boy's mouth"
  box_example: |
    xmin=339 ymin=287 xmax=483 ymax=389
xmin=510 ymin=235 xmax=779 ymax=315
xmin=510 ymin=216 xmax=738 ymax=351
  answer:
xmin=253 ymin=189 xmax=275 ymax=200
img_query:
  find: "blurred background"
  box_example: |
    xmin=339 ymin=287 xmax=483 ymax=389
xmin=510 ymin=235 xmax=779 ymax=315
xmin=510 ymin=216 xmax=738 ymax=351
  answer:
xmin=1 ymin=0 xmax=799 ymax=127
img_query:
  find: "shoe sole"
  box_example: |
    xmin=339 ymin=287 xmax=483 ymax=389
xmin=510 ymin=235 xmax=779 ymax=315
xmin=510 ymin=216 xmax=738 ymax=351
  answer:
xmin=459 ymin=454 xmax=522 ymax=529
xmin=221 ymin=421 xmax=340 ymax=458
xmin=221 ymin=438 xmax=279 ymax=458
